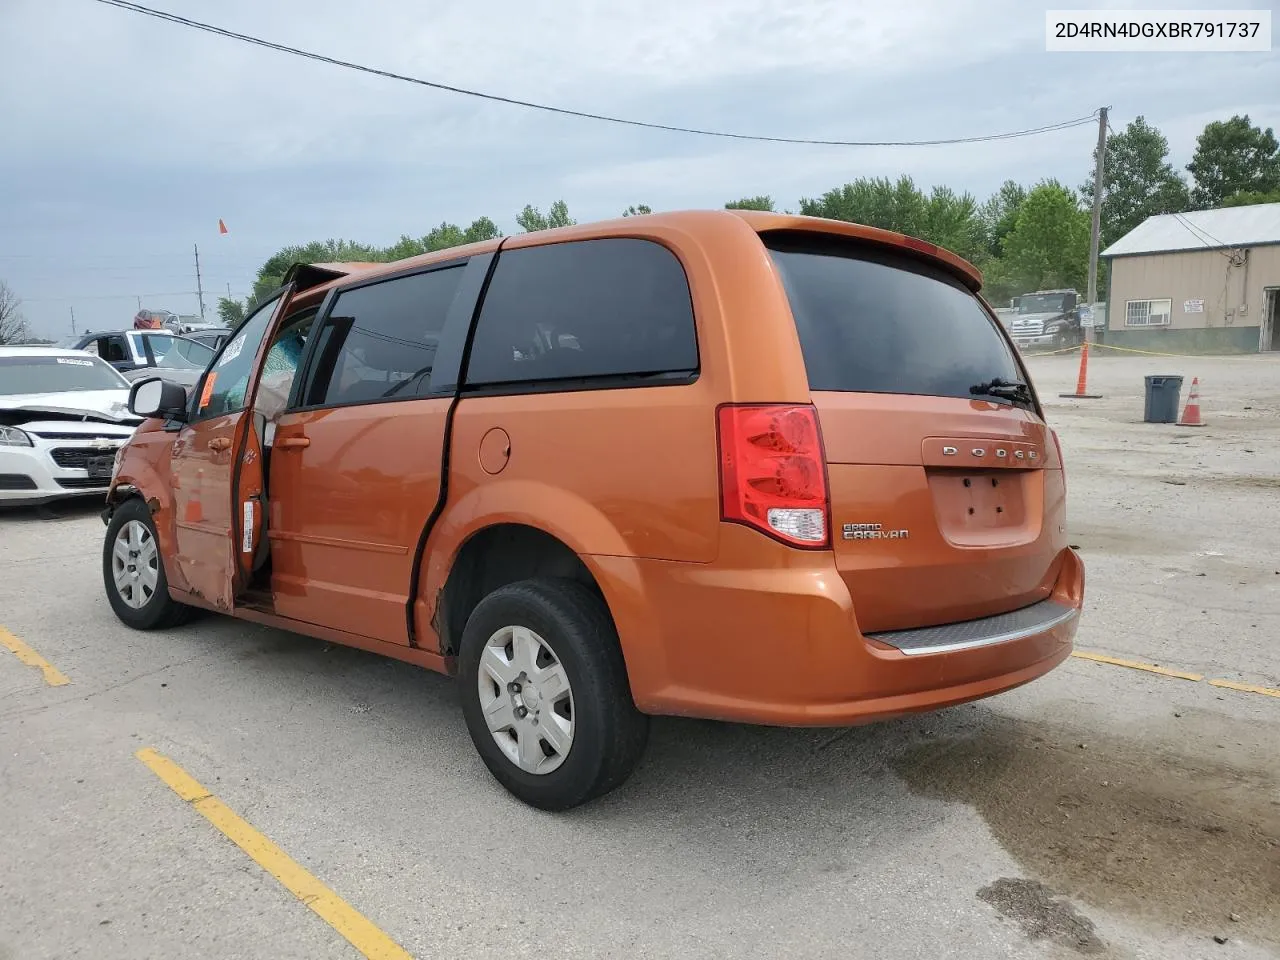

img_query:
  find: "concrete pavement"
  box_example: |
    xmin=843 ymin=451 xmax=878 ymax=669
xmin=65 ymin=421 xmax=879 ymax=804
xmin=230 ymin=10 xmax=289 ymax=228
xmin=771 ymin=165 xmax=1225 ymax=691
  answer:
xmin=2 ymin=351 xmax=1277 ymax=960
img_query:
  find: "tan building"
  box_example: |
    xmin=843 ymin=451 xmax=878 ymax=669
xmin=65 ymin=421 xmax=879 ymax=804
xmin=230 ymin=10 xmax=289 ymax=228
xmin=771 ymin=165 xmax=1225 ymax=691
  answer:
xmin=1101 ymin=202 xmax=1280 ymax=353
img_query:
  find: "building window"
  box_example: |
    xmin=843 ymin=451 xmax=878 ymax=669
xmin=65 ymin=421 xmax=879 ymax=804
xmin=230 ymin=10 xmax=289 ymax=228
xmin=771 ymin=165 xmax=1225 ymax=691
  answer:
xmin=1125 ymin=298 xmax=1172 ymax=327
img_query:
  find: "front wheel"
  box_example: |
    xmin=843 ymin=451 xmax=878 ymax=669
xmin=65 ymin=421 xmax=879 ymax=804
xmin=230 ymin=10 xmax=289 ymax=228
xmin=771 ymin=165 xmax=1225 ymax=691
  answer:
xmin=103 ymin=498 xmax=191 ymax=630
xmin=457 ymin=578 xmax=649 ymax=811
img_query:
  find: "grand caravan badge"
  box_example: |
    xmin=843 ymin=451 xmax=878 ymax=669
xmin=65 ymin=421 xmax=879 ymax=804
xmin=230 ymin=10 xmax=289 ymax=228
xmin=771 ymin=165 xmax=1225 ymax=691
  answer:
xmin=842 ymin=522 xmax=910 ymax=541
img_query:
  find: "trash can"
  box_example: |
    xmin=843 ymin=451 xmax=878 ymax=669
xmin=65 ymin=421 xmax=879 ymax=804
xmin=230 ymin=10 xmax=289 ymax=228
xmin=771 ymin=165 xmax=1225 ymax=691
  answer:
xmin=1143 ymin=375 xmax=1183 ymax=423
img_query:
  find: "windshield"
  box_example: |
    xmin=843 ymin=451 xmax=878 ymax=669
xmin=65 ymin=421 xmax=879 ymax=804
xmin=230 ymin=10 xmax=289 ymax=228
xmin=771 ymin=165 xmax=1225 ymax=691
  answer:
xmin=141 ymin=334 xmax=215 ymax=370
xmin=766 ymin=234 xmax=1021 ymax=400
xmin=1018 ymin=294 xmax=1068 ymax=314
xmin=0 ymin=354 xmax=129 ymax=395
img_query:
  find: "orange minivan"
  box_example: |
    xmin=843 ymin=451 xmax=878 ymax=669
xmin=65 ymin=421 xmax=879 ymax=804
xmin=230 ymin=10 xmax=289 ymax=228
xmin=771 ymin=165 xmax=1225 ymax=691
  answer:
xmin=104 ymin=211 xmax=1082 ymax=809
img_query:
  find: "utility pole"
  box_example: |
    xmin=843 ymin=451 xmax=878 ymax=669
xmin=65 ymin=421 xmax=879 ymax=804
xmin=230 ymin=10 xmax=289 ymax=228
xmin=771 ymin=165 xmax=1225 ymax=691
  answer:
xmin=69 ymin=306 xmax=76 ymax=335
xmin=193 ymin=243 xmax=206 ymax=320
xmin=136 ymin=295 xmax=142 ymax=311
xmin=1085 ymin=105 xmax=1109 ymax=340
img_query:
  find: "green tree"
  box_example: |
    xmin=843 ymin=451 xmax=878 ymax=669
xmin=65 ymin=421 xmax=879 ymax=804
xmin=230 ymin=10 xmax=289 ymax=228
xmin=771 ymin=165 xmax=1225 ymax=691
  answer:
xmin=422 ymin=219 xmax=500 ymax=251
xmin=978 ymin=180 xmax=1027 ymax=259
xmin=251 ymin=239 xmax=382 ymax=306
xmin=800 ymin=176 xmax=925 ymax=231
xmin=622 ymin=204 xmax=652 ymax=217
xmin=799 ymin=176 xmax=985 ymax=261
xmin=1081 ymin=116 xmax=1189 ymax=247
xmin=381 ymin=235 xmax=428 ymax=261
xmin=461 ymin=216 xmax=501 ymax=244
xmin=423 ymin=223 xmax=468 ymax=251
xmin=385 ymin=217 xmax=503 ymax=258
xmin=249 ymin=218 xmax=502 ymax=310
xmin=1187 ymin=115 xmax=1280 ymax=208
xmin=921 ymin=186 xmax=985 ymax=262
xmin=1221 ymin=188 xmax=1280 ymax=207
xmin=1000 ymin=181 xmax=1090 ymax=293
xmin=517 ymin=200 xmax=575 ymax=232
xmin=724 ymin=196 xmax=775 ymax=211
xmin=216 ymin=297 xmax=246 ymax=326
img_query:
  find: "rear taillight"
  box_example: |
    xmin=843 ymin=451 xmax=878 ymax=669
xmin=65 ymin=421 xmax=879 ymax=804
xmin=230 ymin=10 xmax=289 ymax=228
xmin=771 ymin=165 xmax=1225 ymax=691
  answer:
xmin=716 ymin=403 xmax=830 ymax=549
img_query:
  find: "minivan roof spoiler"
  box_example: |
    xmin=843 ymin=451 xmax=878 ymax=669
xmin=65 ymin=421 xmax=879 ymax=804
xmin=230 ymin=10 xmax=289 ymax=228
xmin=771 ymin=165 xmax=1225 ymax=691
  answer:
xmin=728 ymin=210 xmax=984 ymax=292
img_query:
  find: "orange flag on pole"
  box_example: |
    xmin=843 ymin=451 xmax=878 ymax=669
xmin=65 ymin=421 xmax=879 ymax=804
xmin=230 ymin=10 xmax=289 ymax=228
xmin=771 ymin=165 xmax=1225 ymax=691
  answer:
xmin=218 ymin=218 xmax=229 ymax=235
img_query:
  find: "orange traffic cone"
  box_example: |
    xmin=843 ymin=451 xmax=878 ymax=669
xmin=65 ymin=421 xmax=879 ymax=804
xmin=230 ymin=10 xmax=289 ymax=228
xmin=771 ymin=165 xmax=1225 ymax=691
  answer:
xmin=1059 ymin=341 xmax=1102 ymax=398
xmin=1177 ymin=377 xmax=1205 ymax=426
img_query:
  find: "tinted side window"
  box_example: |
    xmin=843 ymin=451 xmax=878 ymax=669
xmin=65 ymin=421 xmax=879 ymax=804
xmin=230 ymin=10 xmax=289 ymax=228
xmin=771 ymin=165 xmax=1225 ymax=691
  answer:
xmin=95 ymin=335 xmax=129 ymax=364
xmin=465 ymin=239 xmax=697 ymax=388
xmin=304 ymin=266 xmax=464 ymax=407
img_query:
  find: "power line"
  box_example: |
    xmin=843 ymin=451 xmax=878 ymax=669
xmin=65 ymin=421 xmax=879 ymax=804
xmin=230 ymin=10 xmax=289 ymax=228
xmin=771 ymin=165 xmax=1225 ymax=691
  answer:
xmin=0 ymin=251 xmax=274 ymax=261
xmin=22 ymin=290 xmax=208 ymax=302
xmin=91 ymin=0 xmax=1100 ymax=148
xmin=17 ymin=272 xmax=251 ymax=284
xmin=1172 ymin=212 xmax=1235 ymax=259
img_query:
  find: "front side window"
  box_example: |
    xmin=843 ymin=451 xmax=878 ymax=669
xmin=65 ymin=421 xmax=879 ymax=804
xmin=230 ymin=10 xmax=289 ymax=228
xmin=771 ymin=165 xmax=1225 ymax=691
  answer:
xmin=256 ymin=309 xmax=318 ymax=423
xmin=196 ymin=296 xmax=281 ymax=418
xmin=303 ymin=265 xmax=464 ymax=407
xmin=464 ymin=238 xmax=698 ymax=389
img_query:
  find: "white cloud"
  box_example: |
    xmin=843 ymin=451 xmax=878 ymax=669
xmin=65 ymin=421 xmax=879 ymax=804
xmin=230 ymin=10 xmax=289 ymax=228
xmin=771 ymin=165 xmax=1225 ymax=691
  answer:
xmin=1 ymin=0 xmax=1277 ymax=336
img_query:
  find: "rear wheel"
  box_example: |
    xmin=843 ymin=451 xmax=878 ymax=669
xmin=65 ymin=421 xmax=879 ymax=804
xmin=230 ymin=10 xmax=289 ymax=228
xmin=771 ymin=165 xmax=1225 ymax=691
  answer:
xmin=103 ymin=498 xmax=191 ymax=630
xmin=457 ymin=578 xmax=648 ymax=810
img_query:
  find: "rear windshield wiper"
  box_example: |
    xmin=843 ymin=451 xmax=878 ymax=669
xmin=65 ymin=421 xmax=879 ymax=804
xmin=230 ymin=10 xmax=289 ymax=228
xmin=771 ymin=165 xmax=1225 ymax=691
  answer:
xmin=970 ymin=377 xmax=1032 ymax=404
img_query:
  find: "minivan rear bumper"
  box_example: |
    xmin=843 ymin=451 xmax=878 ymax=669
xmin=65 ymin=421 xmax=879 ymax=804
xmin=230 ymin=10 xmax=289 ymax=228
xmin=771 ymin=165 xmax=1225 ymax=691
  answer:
xmin=590 ymin=527 xmax=1083 ymax=726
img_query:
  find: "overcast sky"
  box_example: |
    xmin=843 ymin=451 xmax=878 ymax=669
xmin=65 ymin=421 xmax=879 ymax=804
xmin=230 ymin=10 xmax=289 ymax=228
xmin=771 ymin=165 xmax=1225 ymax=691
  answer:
xmin=1 ymin=0 xmax=1277 ymax=337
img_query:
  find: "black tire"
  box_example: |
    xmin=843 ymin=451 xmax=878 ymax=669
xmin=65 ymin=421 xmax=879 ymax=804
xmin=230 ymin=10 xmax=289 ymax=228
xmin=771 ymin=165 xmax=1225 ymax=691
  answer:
xmin=103 ymin=497 xmax=192 ymax=630
xmin=457 ymin=578 xmax=649 ymax=811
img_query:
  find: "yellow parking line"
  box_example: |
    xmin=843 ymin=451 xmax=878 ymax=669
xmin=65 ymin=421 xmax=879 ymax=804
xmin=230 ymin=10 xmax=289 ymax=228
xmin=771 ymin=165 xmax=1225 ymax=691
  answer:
xmin=1207 ymin=678 xmax=1280 ymax=699
xmin=136 ymin=748 xmax=413 ymax=960
xmin=1071 ymin=650 xmax=1203 ymax=682
xmin=0 ymin=626 xmax=70 ymax=687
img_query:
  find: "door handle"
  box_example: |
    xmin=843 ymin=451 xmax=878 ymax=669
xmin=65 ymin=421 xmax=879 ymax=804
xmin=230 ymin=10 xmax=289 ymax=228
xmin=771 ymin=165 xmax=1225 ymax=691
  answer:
xmin=276 ymin=436 xmax=310 ymax=449
xmin=208 ymin=437 xmax=231 ymax=452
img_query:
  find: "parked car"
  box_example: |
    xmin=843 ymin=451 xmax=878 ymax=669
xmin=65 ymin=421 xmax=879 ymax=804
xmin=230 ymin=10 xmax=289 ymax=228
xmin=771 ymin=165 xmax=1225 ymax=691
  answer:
xmin=182 ymin=326 xmax=233 ymax=352
xmin=0 ymin=347 xmax=140 ymax=505
xmin=103 ymin=211 xmax=1083 ymax=810
xmin=66 ymin=330 xmax=215 ymax=384
xmin=133 ymin=309 xmax=173 ymax=330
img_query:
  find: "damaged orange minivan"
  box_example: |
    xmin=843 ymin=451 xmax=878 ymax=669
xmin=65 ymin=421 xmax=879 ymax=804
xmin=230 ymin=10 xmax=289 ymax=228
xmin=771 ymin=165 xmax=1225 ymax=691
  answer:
xmin=104 ymin=210 xmax=1082 ymax=809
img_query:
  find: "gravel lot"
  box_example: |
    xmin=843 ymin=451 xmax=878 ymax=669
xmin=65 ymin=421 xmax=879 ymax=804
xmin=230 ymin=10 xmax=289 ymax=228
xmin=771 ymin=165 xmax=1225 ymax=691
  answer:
xmin=2 ymin=350 xmax=1277 ymax=960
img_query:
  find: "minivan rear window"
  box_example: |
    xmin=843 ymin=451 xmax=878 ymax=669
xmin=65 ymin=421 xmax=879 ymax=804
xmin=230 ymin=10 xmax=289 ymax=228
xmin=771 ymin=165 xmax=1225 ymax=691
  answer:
xmin=766 ymin=235 xmax=1021 ymax=400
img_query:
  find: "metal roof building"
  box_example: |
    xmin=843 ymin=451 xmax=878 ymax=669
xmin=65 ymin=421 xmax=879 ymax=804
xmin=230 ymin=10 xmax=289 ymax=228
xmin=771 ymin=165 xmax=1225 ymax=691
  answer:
xmin=1100 ymin=202 xmax=1280 ymax=353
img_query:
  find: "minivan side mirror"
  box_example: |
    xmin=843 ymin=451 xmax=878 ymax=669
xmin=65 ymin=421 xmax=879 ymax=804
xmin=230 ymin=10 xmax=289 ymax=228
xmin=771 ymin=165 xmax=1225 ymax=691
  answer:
xmin=129 ymin=377 xmax=188 ymax=421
